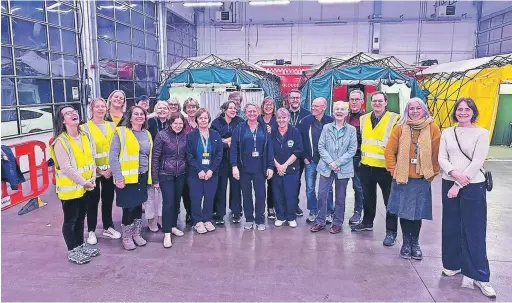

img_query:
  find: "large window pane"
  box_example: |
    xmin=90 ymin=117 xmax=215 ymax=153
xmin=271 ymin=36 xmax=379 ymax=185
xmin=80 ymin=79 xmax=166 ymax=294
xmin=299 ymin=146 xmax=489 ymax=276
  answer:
xmin=62 ymin=30 xmax=76 ymax=54
xmin=97 ymin=17 xmax=115 ymax=40
xmin=2 ymin=47 xmax=13 ymax=75
xmin=14 ymin=49 xmax=49 ymax=76
xmin=131 ymin=10 xmax=144 ymax=29
xmin=491 ymin=15 xmax=503 ymax=27
xmin=98 ymin=39 xmax=116 ymax=59
xmin=62 ymin=55 xmax=78 ymax=77
xmin=1 ymin=77 xmax=17 ymax=106
xmin=132 ymin=46 xmax=145 ymax=63
xmin=146 ymin=50 xmax=156 ymax=65
xmin=114 ymin=4 xmax=130 ymax=24
xmin=147 ymin=65 xmax=157 ymax=82
xmin=96 ymin=0 xmax=115 ymax=18
xmin=489 ymin=42 xmax=501 ymax=55
xmin=12 ymin=18 xmax=47 ymax=49
xmin=49 ymin=27 xmax=61 ymax=51
xmin=134 ymin=64 xmax=147 ymax=81
xmin=65 ymin=80 xmax=79 ymax=102
xmin=100 ymin=60 xmax=118 ymax=78
xmin=1 ymin=108 xmax=20 ymax=137
xmin=47 ymin=2 xmax=75 ymax=28
xmin=17 ymin=79 xmax=51 ymax=105
xmin=20 ymin=106 xmax=53 ymax=134
xmin=119 ymin=81 xmax=134 ymax=99
xmin=490 ymin=28 xmax=502 ymax=41
xmin=100 ymin=80 xmax=118 ymax=98
xmin=144 ymin=1 xmax=155 ymax=17
xmin=503 ymin=24 xmax=512 ymax=38
xmin=1 ymin=16 xmax=10 ymax=44
xmin=134 ymin=81 xmax=145 ymax=96
xmin=480 ymin=19 xmax=491 ymax=31
xmin=132 ymin=28 xmax=144 ymax=47
xmin=9 ymin=0 xmax=45 ymax=21
xmin=145 ymin=16 xmax=156 ymax=34
xmin=116 ymin=22 xmax=131 ymax=43
xmin=118 ymin=61 xmax=134 ymax=80
xmin=117 ymin=42 xmax=132 ymax=62
xmin=147 ymin=81 xmax=157 ymax=97
xmin=52 ymin=79 xmax=65 ymax=103
xmin=146 ymin=34 xmax=157 ymax=50
xmin=501 ymin=39 xmax=512 ymax=54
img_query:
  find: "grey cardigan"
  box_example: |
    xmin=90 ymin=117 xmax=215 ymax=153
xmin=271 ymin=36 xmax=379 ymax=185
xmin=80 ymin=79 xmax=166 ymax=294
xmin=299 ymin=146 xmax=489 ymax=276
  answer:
xmin=317 ymin=122 xmax=357 ymax=179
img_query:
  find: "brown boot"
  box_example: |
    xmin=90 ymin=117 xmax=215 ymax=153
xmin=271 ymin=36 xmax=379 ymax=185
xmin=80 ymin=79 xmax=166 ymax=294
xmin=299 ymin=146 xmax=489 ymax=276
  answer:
xmin=121 ymin=224 xmax=136 ymax=251
xmin=132 ymin=219 xmax=147 ymax=246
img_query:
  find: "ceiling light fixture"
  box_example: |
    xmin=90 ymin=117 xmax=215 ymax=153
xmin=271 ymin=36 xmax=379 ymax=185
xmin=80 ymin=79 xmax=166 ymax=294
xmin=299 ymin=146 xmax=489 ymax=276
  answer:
xmin=183 ymin=2 xmax=223 ymax=7
xmin=249 ymin=0 xmax=290 ymax=5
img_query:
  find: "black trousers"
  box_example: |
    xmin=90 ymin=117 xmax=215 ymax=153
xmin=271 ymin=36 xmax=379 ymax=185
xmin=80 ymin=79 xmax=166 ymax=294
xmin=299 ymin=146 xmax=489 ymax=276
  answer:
xmin=160 ymin=174 xmax=186 ymax=232
xmin=87 ymin=176 xmax=115 ymax=231
xmin=122 ymin=205 xmax=142 ymax=226
xmin=266 ymin=178 xmax=274 ymax=210
xmin=359 ymin=164 xmax=397 ymax=233
xmin=61 ymin=191 xmax=91 ymax=251
xmin=400 ymin=218 xmax=422 ymax=238
xmin=181 ymin=178 xmax=192 ymax=215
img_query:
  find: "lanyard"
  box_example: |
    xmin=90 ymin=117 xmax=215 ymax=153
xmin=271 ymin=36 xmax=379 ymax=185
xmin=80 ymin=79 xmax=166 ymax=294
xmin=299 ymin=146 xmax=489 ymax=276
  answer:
xmin=410 ymin=127 xmax=418 ymax=157
xmin=201 ymin=132 xmax=209 ymax=154
xmin=290 ymin=109 xmax=300 ymax=127
xmin=252 ymin=128 xmax=258 ymax=152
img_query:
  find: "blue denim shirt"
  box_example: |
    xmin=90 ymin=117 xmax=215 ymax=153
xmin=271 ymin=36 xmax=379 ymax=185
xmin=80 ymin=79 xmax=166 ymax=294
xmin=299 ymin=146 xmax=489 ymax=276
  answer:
xmin=316 ymin=122 xmax=357 ymax=179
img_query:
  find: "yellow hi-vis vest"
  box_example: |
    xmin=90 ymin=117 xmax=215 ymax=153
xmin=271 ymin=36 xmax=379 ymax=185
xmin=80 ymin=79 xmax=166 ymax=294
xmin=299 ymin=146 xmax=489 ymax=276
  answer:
xmin=115 ymin=126 xmax=153 ymax=184
xmin=360 ymin=111 xmax=399 ymax=168
xmin=81 ymin=120 xmax=115 ymax=169
xmin=50 ymin=132 xmax=95 ymax=200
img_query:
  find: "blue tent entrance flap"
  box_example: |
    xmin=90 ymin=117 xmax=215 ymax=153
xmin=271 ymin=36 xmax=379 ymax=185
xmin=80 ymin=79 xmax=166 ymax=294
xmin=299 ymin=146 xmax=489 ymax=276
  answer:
xmin=300 ymin=64 xmax=425 ymax=109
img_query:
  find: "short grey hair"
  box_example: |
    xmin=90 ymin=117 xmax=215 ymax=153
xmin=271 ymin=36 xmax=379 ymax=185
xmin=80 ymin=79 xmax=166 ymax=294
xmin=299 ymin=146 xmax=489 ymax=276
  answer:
xmin=312 ymin=97 xmax=327 ymax=106
xmin=397 ymin=97 xmax=431 ymax=125
xmin=276 ymin=107 xmax=290 ymax=118
xmin=154 ymin=100 xmax=170 ymax=112
xmin=349 ymin=89 xmax=364 ymax=100
xmin=243 ymin=102 xmax=259 ymax=113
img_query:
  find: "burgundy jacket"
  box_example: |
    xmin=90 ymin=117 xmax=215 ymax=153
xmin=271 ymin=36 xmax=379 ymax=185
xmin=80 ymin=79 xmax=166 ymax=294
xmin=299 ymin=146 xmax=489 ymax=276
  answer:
xmin=151 ymin=128 xmax=187 ymax=183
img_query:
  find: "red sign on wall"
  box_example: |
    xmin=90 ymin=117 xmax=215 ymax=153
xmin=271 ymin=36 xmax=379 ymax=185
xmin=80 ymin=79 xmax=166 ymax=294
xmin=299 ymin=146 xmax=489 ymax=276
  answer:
xmin=262 ymin=65 xmax=312 ymax=96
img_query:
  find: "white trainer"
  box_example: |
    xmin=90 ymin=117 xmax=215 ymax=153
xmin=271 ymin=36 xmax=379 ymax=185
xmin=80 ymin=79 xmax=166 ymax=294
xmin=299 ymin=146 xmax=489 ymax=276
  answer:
xmin=442 ymin=268 xmax=461 ymax=276
xmin=288 ymin=220 xmax=297 ymax=228
xmin=474 ymin=281 xmax=496 ymax=298
xmin=163 ymin=233 xmax=172 ymax=248
xmin=171 ymin=227 xmax=185 ymax=237
xmin=461 ymin=275 xmax=474 ymax=289
xmin=103 ymin=227 xmax=121 ymax=239
xmin=87 ymin=231 xmax=97 ymax=245
xmin=256 ymin=224 xmax=266 ymax=231
xmin=274 ymin=220 xmax=284 ymax=227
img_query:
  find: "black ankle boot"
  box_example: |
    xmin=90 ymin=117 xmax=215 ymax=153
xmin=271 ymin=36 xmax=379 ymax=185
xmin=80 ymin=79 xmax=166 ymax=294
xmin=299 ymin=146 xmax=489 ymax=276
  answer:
xmin=400 ymin=233 xmax=412 ymax=259
xmin=411 ymin=235 xmax=423 ymax=260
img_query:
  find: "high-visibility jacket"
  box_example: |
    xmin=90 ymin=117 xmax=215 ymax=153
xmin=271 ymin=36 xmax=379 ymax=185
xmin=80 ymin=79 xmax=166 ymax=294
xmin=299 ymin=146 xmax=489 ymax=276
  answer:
xmin=50 ymin=132 xmax=95 ymax=200
xmin=360 ymin=111 xmax=399 ymax=168
xmin=115 ymin=126 xmax=153 ymax=184
xmin=81 ymin=120 xmax=115 ymax=169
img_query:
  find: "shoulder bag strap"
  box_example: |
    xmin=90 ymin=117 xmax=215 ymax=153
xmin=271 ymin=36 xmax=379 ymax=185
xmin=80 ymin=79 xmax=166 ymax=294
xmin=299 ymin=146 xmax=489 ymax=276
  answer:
xmin=453 ymin=127 xmax=486 ymax=174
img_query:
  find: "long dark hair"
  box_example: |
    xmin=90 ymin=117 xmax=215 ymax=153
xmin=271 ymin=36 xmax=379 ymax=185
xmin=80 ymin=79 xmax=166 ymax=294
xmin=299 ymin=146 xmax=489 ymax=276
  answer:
xmin=53 ymin=105 xmax=80 ymax=138
xmin=125 ymin=105 xmax=148 ymax=130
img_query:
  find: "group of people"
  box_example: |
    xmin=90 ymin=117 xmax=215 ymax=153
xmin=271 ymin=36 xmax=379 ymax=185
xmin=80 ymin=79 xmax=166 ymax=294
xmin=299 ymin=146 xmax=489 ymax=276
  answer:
xmin=51 ymin=88 xmax=495 ymax=298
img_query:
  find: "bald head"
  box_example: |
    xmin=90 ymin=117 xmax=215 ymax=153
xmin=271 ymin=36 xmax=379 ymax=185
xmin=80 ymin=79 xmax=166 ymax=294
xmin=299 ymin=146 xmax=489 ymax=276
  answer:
xmin=311 ymin=97 xmax=327 ymax=119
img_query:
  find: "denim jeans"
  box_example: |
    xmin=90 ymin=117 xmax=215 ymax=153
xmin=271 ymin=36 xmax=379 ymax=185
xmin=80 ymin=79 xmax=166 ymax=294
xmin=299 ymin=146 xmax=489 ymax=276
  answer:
xmin=159 ymin=174 xmax=186 ymax=233
xmin=305 ymin=162 xmax=333 ymax=215
xmin=352 ymin=157 xmax=364 ymax=213
xmin=316 ymin=173 xmax=349 ymax=226
xmin=442 ymin=180 xmax=490 ymax=282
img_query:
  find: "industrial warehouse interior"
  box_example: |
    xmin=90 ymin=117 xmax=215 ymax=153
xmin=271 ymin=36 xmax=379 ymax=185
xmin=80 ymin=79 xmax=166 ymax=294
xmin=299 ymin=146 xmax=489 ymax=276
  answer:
xmin=1 ymin=0 xmax=512 ymax=302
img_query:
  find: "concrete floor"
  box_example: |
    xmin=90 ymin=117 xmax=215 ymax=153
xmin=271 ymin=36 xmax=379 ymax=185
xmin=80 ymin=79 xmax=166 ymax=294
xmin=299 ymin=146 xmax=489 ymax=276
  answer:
xmin=2 ymin=161 xmax=511 ymax=302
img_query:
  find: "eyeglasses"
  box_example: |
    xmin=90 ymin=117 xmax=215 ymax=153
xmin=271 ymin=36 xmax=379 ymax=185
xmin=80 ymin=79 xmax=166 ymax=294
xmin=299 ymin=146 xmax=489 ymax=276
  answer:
xmin=63 ymin=109 xmax=78 ymax=116
xmin=289 ymin=97 xmax=300 ymax=100
xmin=371 ymin=100 xmax=385 ymax=103
xmin=349 ymin=98 xmax=362 ymax=102
xmin=169 ymin=103 xmax=179 ymax=107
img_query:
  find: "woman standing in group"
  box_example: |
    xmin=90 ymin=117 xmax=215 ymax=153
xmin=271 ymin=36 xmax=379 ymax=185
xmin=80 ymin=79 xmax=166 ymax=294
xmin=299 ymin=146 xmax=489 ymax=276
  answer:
xmin=258 ymin=97 xmax=278 ymax=220
xmin=310 ymin=101 xmax=357 ymax=234
xmin=186 ymin=108 xmax=223 ymax=234
xmin=271 ymin=108 xmax=303 ymax=228
xmin=50 ymin=105 xmax=100 ymax=264
xmin=182 ymin=97 xmax=199 ymax=224
xmin=81 ymin=98 xmax=121 ymax=245
xmin=168 ymin=97 xmax=181 ymax=114
xmin=438 ymin=98 xmax=495 ymax=298
xmin=152 ymin=112 xmax=188 ymax=248
xmin=109 ymin=106 xmax=152 ymax=251
xmin=231 ymin=103 xmax=274 ymax=231
xmin=145 ymin=101 xmax=170 ymax=232
xmin=210 ymin=101 xmax=244 ymax=224
xmin=105 ymin=90 xmax=127 ymax=126
xmin=384 ymin=98 xmax=440 ymax=259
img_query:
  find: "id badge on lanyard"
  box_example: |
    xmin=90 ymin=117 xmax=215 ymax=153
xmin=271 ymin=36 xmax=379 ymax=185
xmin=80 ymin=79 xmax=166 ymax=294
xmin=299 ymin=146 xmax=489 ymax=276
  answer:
xmin=201 ymin=134 xmax=210 ymax=165
xmin=410 ymin=127 xmax=418 ymax=165
xmin=252 ymin=129 xmax=259 ymax=157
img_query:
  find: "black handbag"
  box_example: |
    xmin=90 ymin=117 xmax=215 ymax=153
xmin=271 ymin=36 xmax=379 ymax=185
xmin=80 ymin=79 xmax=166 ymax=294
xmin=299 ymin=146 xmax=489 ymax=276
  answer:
xmin=453 ymin=128 xmax=493 ymax=192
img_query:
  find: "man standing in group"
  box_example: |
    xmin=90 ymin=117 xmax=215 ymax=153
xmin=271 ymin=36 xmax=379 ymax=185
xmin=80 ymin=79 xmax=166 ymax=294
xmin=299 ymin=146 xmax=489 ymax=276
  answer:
xmin=297 ymin=97 xmax=334 ymax=224
xmin=351 ymin=91 xmax=400 ymax=247
xmin=287 ymin=89 xmax=311 ymax=217
xmin=345 ymin=90 xmax=365 ymax=225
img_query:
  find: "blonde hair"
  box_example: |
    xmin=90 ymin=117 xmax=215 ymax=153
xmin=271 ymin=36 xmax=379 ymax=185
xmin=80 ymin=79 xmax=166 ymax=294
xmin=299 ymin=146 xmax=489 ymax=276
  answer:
xmin=107 ymin=90 xmax=127 ymax=113
xmin=183 ymin=97 xmax=199 ymax=110
xmin=154 ymin=100 xmax=170 ymax=112
xmin=168 ymin=97 xmax=182 ymax=111
xmin=260 ymin=96 xmax=275 ymax=115
xmin=88 ymin=97 xmax=107 ymax=120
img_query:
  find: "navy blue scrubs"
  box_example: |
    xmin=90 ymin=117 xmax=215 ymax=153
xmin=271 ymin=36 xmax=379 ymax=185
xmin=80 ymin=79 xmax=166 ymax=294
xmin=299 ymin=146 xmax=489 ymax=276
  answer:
xmin=210 ymin=115 xmax=244 ymax=218
xmin=230 ymin=122 xmax=274 ymax=225
xmin=272 ymin=126 xmax=303 ymax=221
xmin=186 ymin=129 xmax=223 ymax=225
xmin=258 ymin=115 xmax=278 ymax=211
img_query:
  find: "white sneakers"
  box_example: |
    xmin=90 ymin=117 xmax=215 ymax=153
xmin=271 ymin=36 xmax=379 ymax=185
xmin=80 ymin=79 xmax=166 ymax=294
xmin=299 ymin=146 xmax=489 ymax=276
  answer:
xmin=171 ymin=227 xmax=185 ymax=237
xmin=163 ymin=233 xmax=172 ymax=248
xmin=204 ymin=221 xmax=216 ymax=232
xmin=474 ymin=281 xmax=497 ymax=298
xmin=103 ymin=227 xmax=121 ymax=239
xmin=288 ymin=220 xmax=297 ymax=228
xmin=194 ymin=222 xmax=207 ymax=234
xmin=274 ymin=220 xmax=285 ymax=227
xmin=87 ymin=231 xmax=97 ymax=245
xmin=442 ymin=268 xmax=461 ymax=276
xmin=274 ymin=220 xmax=297 ymax=228
xmin=443 ymin=268 xmax=496 ymax=298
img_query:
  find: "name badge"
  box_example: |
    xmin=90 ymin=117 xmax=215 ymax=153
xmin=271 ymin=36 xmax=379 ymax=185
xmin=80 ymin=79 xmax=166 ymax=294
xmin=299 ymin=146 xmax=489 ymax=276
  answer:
xmin=287 ymin=140 xmax=294 ymax=148
xmin=410 ymin=158 xmax=418 ymax=164
xmin=203 ymin=152 xmax=209 ymax=157
xmin=202 ymin=159 xmax=210 ymax=165
xmin=252 ymin=151 xmax=259 ymax=157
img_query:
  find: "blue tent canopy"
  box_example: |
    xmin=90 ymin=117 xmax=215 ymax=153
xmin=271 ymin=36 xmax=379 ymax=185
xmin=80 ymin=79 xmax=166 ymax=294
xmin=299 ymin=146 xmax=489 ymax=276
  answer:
xmin=300 ymin=64 xmax=425 ymax=111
